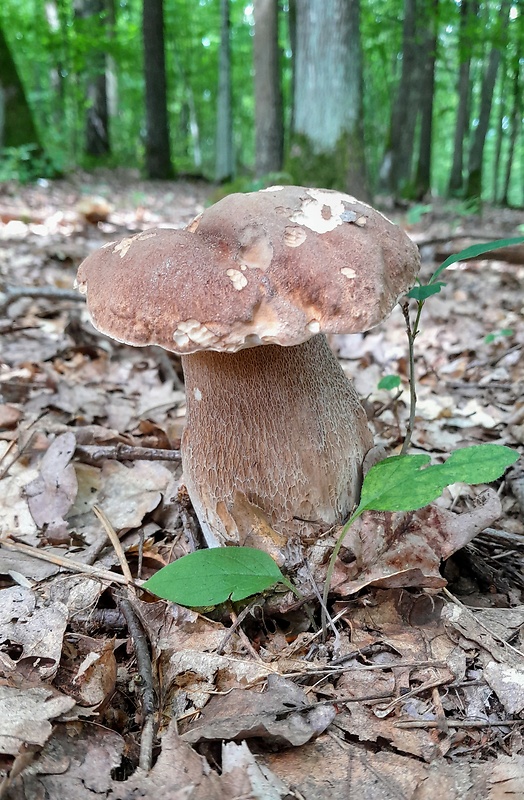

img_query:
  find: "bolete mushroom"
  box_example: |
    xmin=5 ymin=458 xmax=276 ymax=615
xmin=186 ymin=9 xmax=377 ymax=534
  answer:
xmin=76 ymin=186 xmax=420 ymax=564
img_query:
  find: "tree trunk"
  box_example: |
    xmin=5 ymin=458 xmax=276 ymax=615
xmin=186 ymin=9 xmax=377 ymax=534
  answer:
xmin=215 ymin=0 xmax=233 ymax=182
xmin=76 ymin=0 xmax=110 ymax=157
xmin=381 ymin=0 xmax=421 ymax=196
xmin=501 ymin=54 xmax=522 ymax=206
xmin=491 ymin=63 xmax=506 ymax=203
xmin=465 ymin=0 xmax=510 ymax=201
xmin=448 ymin=0 xmax=477 ymax=195
xmin=287 ymin=0 xmax=369 ymax=198
xmin=414 ymin=0 xmax=438 ymax=199
xmin=254 ymin=0 xmax=283 ymax=176
xmin=142 ymin=0 xmax=174 ymax=179
xmin=0 ymin=25 xmax=43 ymax=151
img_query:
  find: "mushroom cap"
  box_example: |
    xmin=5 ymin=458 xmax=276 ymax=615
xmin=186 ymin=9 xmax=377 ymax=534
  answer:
xmin=76 ymin=186 xmax=420 ymax=354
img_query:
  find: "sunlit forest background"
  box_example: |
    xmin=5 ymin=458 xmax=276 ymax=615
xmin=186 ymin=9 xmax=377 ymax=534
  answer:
xmin=0 ymin=0 xmax=522 ymax=207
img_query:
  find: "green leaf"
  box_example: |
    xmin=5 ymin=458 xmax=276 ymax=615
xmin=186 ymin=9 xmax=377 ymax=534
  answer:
xmin=430 ymin=237 xmax=524 ymax=285
xmin=357 ymin=454 xmax=447 ymax=512
xmin=484 ymin=329 xmax=513 ymax=344
xmin=142 ymin=547 xmax=286 ymax=607
xmin=378 ymin=374 xmax=402 ymax=390
xmin=407 ymin=282 xmax=446 ymax=300
xmin=437 ymin=444 xmax=519 ymax=485
xmin=357 ymin=445 xmax=518 ymax=515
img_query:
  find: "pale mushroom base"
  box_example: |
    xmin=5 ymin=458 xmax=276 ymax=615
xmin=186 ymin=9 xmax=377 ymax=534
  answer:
xmin=181 ymin=334 xmax=374 ymax=566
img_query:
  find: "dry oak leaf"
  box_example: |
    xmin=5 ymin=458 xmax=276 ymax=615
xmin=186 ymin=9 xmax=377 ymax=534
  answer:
xmin=0 ymin=586 xmax=68 ymax=681
xmin=334 ymin=488 xmax=501 ymax=596
xmin=181 ymin=674 xmax=336 ymax=747
xmin=24 ymin=431 xmax=78 ymax=540
xmin=0 ymin=685 xmax=76 ymax=756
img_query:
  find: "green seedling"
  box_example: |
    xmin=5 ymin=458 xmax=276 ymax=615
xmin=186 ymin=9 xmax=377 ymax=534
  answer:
xmin=484 ymin=328 xmax=514 ymax=344
xmin=378 ymin=375 xmax=402 ymax=391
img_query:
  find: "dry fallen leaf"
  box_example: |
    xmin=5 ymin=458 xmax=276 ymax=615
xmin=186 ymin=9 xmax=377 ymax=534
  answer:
xmin=0 ymin=586 xmax=68 ymax=680
xmin=181 ymin=674 xmax=336 ymax=747
xmin=25 ymin=431 xmax=78 ymax=541
xmin=334 ymin=488 xmax=502 ymax=596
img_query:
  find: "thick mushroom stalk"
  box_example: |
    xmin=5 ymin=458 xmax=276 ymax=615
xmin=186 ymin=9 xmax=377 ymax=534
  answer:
xmin=181 ymin=334 xmax=373 ymax=559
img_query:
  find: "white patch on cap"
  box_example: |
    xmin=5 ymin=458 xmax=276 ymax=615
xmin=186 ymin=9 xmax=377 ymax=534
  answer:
xmin=113 ymin=231 xmax=157 ymax=258
xmin=307 ymin=320 xmax=321 ymax=334
xmin=193 ymin=388 xmax=202 ymax=401
xmin=341 ymin=268 xmax=356 ymax=279
xmin=173 ymin=320 xmax=218 ymax=348
xmin=226 ymin=269 xmax=248 ymax=290
xmin=260 ymin=185 xmax=284 ymax=192
xmin=284 ymin=226 xmax=307 ymax=248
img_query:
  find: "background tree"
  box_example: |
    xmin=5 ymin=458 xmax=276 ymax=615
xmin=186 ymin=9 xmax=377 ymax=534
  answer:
xmin=142 ymin=0 xmax=174 ymax=179
xmin=0 ymin=0 xmax=521 ymax=204
xmin=75 ymin=0 xmax=111 ymax=157
xmin=448 ymin=0 xmax=478 ymax=196
xmin=465 ymin=0 xmax=511 ymax=202
xmin=215 ymin=0 xmax=233 ymax=182
xmin=287 ymin=0 xmax=369 ymax=197
xmin=254 ymin=0 xmax=283 ymax=177
xmin=0 ymin=24 xmax=42 ymax=151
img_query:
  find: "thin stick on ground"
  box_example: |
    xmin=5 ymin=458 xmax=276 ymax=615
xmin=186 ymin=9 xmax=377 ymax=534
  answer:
xmin=118 ymin=596 xmax=157 ymax=772
xmin=0 ymin=537 xmax=138 ymax=587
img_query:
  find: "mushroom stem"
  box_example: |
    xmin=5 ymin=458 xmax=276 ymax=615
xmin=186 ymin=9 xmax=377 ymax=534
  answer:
xmin=181 ymin=334 xmax=373 ymax=562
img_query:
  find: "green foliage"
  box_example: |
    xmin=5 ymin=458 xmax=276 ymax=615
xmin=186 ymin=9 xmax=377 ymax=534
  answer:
xmin=378 ymin=375 xmax=402 ymax=391
xmin=142 ymin=546 xmax=292 ymax=607
xmin=484 ymin=328 xmax=514 ymax=344
xmin=406 ymin=203 xmax=433 ymax=225
xmin=408 ymin=237 xmax=524 ymax=300
xmin=208 ymin=171 xmax=293 ymax=203
xmin=0 ymin=145 xmax=58 ymax=183
xmin=356 ymin=446 xmax=518 ymax=515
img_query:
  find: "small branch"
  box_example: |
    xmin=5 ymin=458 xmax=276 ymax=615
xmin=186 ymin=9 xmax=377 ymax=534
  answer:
xmin=92 ymin=505 xmax=133 ymax=583
xmin=0 ymin=285 xmax=83 ymax=313
xmin=396 ymin=718 xmax=523 ymax=730
xmin=0 ymin=537 xmax=139 ymax=587
xmin=118 ymin=597 xmax=157 ymax=772
xmin=75 ymin=444 xmax=181 ymax=464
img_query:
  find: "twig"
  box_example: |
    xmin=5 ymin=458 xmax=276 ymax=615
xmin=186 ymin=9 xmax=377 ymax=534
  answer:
xmin=92 ymin=505 xmax=133 ymax=583
xmin=118 ymin=596 xmax=157 ymax=772
xmin=75 ymin=444 xmax=181 ymax=464
xmin=0 ymin=285 xmax=83 ymax=312
xmin=0 ymin=537 xmax=139 ymax=587
xmin=396 ymin=718 xmax=523 ymax=729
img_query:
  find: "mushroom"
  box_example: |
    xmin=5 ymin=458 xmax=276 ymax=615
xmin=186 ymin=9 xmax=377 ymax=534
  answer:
xmin=76 ymin=186 xmax=420 ymax=564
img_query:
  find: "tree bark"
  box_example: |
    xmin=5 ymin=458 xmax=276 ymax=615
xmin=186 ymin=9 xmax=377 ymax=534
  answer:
xmin=501 ymin=53 xmax=522 ymax=206
xmin=287 ymin=0 xmax=369 ymax=197
xmin=215 ymin=0 xmax=234 ymax=182
xmin=381 ymin=0 xmax=420 ymax=196
xmin=414 ymin=0 xmax=438 ymax=199
xmin=0 ymin=25 xmax=43 ymax=151
xmin=465 ymin=0 xmax=510 ymax=201
xmin=76 ymin=0 xmax=111 ymax=157
xmin=142 ymin=0 xmax=174 ymax=179
xmin=448 ymin=0 xmax=477 ymax=195
xmin=254 ymin=0 xmax=283 ymax=176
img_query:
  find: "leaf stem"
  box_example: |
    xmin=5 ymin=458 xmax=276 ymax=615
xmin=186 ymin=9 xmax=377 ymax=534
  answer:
xmin=321 ymin=507 xmax=363 ymax=635
xmin=400 ymin=299 xmax=423 ymax=455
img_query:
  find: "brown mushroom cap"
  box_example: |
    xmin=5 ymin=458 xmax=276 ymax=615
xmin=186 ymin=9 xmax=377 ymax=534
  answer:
xmin=76 ymin=186 xmax=420 ymax=355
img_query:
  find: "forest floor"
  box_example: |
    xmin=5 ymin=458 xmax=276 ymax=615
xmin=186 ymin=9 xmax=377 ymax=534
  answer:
xmin=0 ymin=171 xmax=523 ymax=799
